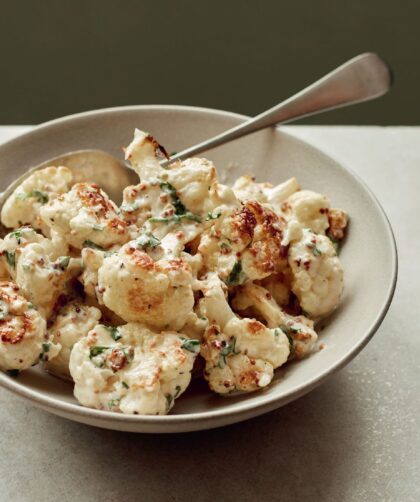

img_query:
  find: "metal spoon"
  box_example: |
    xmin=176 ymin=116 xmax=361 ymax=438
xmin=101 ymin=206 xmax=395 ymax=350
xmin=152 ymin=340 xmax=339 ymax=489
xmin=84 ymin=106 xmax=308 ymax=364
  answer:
xmin=0 ymin=52 xmax=392 ymax=206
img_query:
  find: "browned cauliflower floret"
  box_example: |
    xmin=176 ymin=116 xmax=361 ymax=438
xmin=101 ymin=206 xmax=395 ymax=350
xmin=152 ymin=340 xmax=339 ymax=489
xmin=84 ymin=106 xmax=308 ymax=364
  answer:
xmin=0 ymin=281 xmax=59 ymax=371
xmin=122 ymin=129 xmax=238 ymax=248
xmin=97 ymin=240 xmax=194 ymax=330
xmin=288 ymin=228 xmax=344 ymax=317
xmin=233 ymin=282 xmax=318 ymax=359
xmin=199 ymin=200 xmax=288 ymax=284
xmin=69 ymin=323 xmax=199 ymax=415
xmin=40 ymin=183 xmax=130 ymax=249
xmin=1 ymin=166 xmax=73 ymax=235
xmin=281 ymin=190 xmax=331 ymax=237
xmin=44 ymin=302 xmax=102 ymax=380
xmin=197 ymin=273 xmax=290 ymax=394
xmin=0 ymin=228 xmax=80 ymax=318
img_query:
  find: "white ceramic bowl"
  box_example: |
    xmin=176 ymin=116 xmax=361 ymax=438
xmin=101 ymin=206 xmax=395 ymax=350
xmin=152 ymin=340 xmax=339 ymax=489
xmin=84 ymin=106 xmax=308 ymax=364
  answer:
xmin=0 ymin=106 xmax=397 ymax=433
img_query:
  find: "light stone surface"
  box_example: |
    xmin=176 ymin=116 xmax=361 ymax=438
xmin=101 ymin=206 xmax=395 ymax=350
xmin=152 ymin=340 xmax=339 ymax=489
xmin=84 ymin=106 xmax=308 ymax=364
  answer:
xmin=0 ymin=125 xmax=418 ymax=502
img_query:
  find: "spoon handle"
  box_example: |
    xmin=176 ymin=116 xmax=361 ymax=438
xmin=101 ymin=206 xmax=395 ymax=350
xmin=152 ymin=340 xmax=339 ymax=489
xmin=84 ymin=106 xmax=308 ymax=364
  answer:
xmin=165 ymin=52 xmax=392 ymax=164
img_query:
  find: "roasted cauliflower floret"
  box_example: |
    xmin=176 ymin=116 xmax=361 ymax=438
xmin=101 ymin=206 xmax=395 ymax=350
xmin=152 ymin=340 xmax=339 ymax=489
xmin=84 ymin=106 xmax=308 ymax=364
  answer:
xmin=198 ymin=273 xmax=290 ymax=394
xmin=44 ymin=302 xmax=102 ymax=380
xmin=0 ymin=281 xmax=59 ymax=371
xmin=1 ymin=231 xmax=80 ymax=318
xmin=122 ymin=129 xmax=237 ymax=246
xmin=0 ymin=228 xmax=78 ymax=317
xmin=282 ymin=190 xmax=331 ymax=238
xmin=97 ymin=240 xmax=194 ymax=330
xmin=233 ymin=282 xmax=318 ymax=359
xmin=40 ymin=183 xmax=129 ymax=249
xmin=125 ymin=129 xmax=219 ymax=216
xmin=288 ymin=228 xmax=344 ymax=317
xmin=69 ymin=323 xmax=199 ymax=415
xmin=199 ymin=200 xmax=288 ymax=284
xmin=1 ymin=166 xmax=73 ymax=235
xmin=0 ymin=226 xmax=68 ymax=278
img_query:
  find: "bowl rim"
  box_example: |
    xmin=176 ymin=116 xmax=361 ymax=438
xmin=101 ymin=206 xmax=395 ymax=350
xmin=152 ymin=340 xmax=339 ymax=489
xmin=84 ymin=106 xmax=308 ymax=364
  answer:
xmin=0 ymin=104 xmax=398 ymax=427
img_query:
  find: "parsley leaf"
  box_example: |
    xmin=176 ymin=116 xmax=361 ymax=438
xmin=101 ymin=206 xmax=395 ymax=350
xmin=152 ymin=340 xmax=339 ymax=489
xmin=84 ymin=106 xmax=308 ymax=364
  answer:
xmin=278 ymin=325 xmax=297 ymax=355
xmin=165 ymin=393 xmax=174 ymax=412
xmin=135 ymin=233 xmax=161 ymax=249
xmin=205 ymin=211 xmax=221 ymax=221
xmin=89 ymin=346 xmax=110 ymax=358
xmin=105 ymin=326 xmax=122 ymax=341
xmin=159 ymin=182 xmax=187 ymax=215
xmin=226 ymin=261 xmax=247 ymax=286
xmin=5 ymin=251 xmax=16 ymax=268
xmin=180 ymin=338 xmax=201 ymax=354
xmin=218 ymin=337 xmax=239 ymax=368
xmin=149 ymin=212 xmax=202 ymax=224
xmin=9 ymin=230 xmax=23 ymax=244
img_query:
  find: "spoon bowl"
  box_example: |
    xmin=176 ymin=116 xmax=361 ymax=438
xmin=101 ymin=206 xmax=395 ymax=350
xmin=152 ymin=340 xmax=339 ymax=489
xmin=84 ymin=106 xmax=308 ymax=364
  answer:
xmin=0 ymin=149 xmax=138 ymax=208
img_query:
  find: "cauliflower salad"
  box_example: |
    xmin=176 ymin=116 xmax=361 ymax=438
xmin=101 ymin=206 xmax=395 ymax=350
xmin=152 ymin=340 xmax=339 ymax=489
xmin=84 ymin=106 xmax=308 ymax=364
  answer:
xmin=0 ymin=128 xmax=348 ymax=415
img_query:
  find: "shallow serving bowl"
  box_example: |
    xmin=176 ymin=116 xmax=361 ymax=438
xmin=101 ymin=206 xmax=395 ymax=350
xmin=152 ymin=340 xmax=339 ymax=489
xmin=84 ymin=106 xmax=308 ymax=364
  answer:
xmin=0 ymin=105 xmax=397 ymax=433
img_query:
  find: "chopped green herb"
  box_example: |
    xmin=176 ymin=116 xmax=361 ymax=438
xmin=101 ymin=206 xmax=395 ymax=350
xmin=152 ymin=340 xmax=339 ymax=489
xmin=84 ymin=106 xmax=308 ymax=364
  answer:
xmin=174 ymin=385 xmax=181 ymax=399
xmin=278 ymin=325 xmax=297 ymax=355
xmin=205 ymin=211 xmax=221 ymax=221
xmin=159 ymin=181 xmax=186 ymax=215
xmin=170 ymin=151 xmax=178 ymax=156
xmin=165 ymin=393 xmax=173 ymax=412
xmin=9 ymin=230 xmax=23 ymax=244
xmin=92 ymin=224 xmax=104 ymax=231
xmin=0 ymin=300 xmax=9 ymax=320
xmin=56 ymin=256 xmax=70 ymax=270
xmin=105 ymin=326 xmax=122 ymax=341
xmin=307 ymin=241 xmax=322 ymax=257
xmin=218 ymin=337 xmax=239 ymax=368
xmin=149 ymin=212 xmax=202 ymax=224
xmin=27 ymin=302 xmax=34 ymax=309
xmin=108 ymin=398 xmax=120 ymax=408
xmin=42 ymin=342 xmax=50 ymax=353
xmin=28 ymin=190 xmax=49 ymax=204
xmin=180 ymin=338 xmax=201 ymax=354
xmin=327 ymin=233 xmax=339 ymax=252
xmin=5 ymin=251 xmax=16 ymax=268
xmin=220 ymin=242 xmax=231 ymax=250
xmin=226 ymin=261 xmax=247 ymax=286
xmin=89 ymin=346 xmax=110 ymax=358
xmin=122 ymin=381 xmax=129 ymax=389
xmin=32 ymin=190 xmax=49 ymax=203
xmin=135 ymin=233 xmax=161 ymax=249
xmin=121 ymin=346 xmax=135 ymax=364
xmin=83 ymin=240 xmax=104 ymax=250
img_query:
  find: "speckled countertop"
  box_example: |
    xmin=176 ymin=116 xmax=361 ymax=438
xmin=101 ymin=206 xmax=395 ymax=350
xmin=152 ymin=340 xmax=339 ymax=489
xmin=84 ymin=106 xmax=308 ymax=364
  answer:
xmin=0 ymin=126 xmax=418 ymax=502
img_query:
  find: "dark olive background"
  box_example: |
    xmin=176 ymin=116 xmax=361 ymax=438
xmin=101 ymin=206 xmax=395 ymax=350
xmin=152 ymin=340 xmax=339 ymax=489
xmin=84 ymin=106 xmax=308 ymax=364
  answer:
xmin=0 ymin=0 xmax=418 ymax=124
